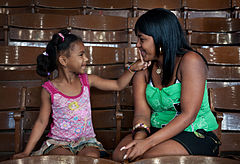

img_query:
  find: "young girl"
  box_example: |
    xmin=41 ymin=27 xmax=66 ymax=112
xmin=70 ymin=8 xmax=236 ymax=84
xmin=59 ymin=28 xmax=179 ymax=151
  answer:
xmin=13 ymin=29 xmax=149 ymax=159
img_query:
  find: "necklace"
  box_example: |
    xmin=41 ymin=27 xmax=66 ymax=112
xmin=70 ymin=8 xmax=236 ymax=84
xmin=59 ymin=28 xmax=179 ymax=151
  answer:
xmin=156 ymin=67 xmax=162 ymax=75
xmin=156 ymin=64 xmax=162 ymax=75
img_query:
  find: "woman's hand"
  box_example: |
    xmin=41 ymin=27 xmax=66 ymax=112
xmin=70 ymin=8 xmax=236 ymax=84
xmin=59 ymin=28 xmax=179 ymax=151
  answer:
xmin=12 ymin=152 xmax=29 ymax=159
xmin=121 ymin=139 xmax=150 ymax=161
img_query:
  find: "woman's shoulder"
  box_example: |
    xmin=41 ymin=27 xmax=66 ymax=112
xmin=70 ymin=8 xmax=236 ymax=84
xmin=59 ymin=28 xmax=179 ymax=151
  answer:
xmin=178 ymin=50 xmax=208 ymax=77
xmin=181 ymin=51 xmax=206 ymax=67
xmin=134 ymin=69 xmax=149 ymax=83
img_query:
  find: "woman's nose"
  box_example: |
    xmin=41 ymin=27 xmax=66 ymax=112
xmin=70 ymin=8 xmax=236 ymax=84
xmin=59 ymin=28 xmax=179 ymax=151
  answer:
xmin=136 ymin=39 xmax=141 ymax=48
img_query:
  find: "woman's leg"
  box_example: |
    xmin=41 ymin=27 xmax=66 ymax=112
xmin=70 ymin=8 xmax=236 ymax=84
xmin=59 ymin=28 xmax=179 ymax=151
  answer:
xmin=142 ymin=139 xmax=189 ymax=159
xmin=77 ymin=146 xmax=100 ymax=158
xmin=112 ymin=134 xmax=133 ymax=162
xmin=47 ymin=147 xmax=73 ymax=155
xmin=112 ymin=134 xmax=189 ymax=162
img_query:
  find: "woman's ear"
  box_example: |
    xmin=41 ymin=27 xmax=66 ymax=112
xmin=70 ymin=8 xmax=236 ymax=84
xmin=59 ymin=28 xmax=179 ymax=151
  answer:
xmin=58 ymin=55 xmax=68 ymax=67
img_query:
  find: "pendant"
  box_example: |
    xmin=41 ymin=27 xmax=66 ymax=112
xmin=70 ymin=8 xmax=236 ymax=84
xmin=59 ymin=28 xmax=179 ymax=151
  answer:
xmin=156 ymin=68 xmax=162 ymax=74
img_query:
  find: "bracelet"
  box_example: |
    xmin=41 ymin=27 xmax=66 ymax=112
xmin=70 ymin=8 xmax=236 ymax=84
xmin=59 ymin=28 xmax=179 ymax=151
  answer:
xmin=132 ymin=123 xmax=150 ymax=139
xmin=127 ymin=63 xmax=136 ymax=74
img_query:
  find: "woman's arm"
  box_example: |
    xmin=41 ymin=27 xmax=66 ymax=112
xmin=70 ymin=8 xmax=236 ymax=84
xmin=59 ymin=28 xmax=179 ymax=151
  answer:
xmin=132 ymin=70 xmax=151 ymax=139
xmin=13 ymin=88 xmax=51 ymax=159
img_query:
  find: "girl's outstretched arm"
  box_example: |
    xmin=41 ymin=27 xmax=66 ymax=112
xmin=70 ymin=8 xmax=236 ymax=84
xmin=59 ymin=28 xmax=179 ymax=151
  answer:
xmin=88 ymin=52 xmax=151 ymax=91
xmin=13 ymin=88 xmax=51 ymax=159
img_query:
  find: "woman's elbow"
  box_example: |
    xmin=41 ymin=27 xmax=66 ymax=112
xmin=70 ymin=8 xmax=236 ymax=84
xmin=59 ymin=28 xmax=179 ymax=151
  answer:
xmin=182 ymin=112 xmax=198 ymax=126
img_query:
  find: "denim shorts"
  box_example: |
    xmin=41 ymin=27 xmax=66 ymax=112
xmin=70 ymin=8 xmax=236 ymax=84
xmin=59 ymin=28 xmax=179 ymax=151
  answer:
xmin=31 ymin=137 xmax=107 ymax=156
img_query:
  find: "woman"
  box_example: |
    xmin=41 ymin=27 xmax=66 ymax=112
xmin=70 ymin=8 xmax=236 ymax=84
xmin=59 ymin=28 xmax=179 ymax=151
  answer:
xmin=112 ymin=8 xmax=220 ymax=162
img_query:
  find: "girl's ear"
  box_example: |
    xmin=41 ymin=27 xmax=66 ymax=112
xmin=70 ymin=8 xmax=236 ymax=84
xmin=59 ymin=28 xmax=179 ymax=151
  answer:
xmin=58 ymin=55 xmax=68 ymax=67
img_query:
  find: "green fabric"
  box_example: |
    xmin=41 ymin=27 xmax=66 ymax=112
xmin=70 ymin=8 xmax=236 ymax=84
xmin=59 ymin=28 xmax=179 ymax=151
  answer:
xmin=146 ymin=82 xmax=218 ymax=132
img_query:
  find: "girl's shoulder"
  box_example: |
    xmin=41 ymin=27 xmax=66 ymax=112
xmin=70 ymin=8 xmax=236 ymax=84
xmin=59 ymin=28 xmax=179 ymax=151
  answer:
xmin=42 ymin=79 xmax=58 ymax=95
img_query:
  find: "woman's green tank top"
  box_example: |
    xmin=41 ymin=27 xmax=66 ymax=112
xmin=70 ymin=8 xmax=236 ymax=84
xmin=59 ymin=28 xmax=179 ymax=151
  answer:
xmin=146 ymin=82 xmax=218 ymax=132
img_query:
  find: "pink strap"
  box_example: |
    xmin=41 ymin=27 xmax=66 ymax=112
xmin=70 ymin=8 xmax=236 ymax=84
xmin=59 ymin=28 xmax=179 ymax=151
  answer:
xmin=79 ymin=74 xmax=90 ymax=91
xmin=42 ymin=81 xmax=57 ymax=104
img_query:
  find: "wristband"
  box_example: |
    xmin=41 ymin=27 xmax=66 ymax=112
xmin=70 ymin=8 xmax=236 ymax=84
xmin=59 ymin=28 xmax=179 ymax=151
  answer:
xmin=127 ymin=65 xmax=135 ymax=73
xmin=132 ymin=123 xmax=150 ymax=139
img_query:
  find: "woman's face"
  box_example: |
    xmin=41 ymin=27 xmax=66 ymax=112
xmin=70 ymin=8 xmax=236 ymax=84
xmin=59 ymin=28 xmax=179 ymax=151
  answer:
xmin=136 ymin=32 xmax=158 ymax=62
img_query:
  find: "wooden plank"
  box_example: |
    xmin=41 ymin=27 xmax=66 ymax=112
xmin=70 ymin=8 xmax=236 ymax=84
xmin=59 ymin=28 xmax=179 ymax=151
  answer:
xmin=0 ymin=132 xmax=15 ymax=151
xmin=92 ymin=110 xmax=116 ymax=129
xmin=90 ymin=88 xmax=118 ymax=108
xmin=221 ymin=132 xmax=240 ymax=151
xmin=0 ymin=111 xmax=15 ymax=130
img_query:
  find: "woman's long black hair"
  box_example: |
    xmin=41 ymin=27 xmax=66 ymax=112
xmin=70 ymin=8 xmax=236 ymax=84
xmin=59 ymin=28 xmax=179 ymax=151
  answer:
xmin=36 ymin=29 xmax=82 ymax=77
xmin=135 ymin=8 xmax=206 ymax=85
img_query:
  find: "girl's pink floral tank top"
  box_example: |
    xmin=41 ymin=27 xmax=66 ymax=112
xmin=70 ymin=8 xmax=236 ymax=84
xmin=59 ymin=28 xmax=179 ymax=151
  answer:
xmin=42 ymin=74 xmax=95 ymax=142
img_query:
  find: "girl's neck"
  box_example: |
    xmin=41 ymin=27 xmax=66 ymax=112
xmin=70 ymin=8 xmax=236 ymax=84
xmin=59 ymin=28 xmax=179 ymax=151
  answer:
xmin=56 ymin=69 xmax=80 ymax=84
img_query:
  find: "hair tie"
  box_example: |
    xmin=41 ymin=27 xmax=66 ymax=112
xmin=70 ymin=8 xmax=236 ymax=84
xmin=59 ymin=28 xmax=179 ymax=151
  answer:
xmin=58 ymin=33 xmax=64 ymax=41
xmin=43 ymin=52 xmax=48 ymax=56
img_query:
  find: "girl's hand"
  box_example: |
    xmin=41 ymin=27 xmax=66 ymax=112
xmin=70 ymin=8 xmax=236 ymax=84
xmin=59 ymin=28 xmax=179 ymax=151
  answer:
xmin=12 ymin=152 xmax=29 ymax=159
xmin=129 ymin=50 xmax=151 ymax=72
xmin=121 ymin=139 xmax=150 ymax=162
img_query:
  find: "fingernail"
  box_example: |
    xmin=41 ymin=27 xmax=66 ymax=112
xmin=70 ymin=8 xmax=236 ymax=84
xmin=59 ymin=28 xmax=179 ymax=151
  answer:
xmin=120 ymin=146 xmax=126 ymax=151
xmin=123 ymin=154 xmax=127 ymax=160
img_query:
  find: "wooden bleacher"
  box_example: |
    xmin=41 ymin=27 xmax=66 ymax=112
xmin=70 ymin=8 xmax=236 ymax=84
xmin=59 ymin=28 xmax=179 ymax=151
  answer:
xmin=0 ymin=0 xmax=240 ymax=162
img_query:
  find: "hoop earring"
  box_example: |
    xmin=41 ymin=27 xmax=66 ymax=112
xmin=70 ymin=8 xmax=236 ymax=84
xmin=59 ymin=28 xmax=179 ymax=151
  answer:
xmin=159 ymin=47 xmax=162 ymax=53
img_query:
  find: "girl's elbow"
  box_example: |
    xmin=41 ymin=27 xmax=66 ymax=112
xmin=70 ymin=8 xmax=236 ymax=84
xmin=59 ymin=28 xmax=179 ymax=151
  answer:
xmin=37 ymin=117 xmax=49 ymax=127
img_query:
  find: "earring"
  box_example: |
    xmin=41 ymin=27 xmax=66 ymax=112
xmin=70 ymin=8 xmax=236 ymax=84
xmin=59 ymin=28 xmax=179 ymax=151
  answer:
xmin=159 ymin=47 xmax=162 ymax=53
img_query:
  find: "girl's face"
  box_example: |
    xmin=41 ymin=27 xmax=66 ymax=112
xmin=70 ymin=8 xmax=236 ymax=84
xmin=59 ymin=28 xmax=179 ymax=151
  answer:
xmin=136 ymin=32 xmax=158 ymax=62
xmin=66 ymin=41 xmax=88 ymax=74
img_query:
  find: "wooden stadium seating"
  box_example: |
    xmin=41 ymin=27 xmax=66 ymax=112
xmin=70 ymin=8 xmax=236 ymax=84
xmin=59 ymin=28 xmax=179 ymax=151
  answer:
xmin=7 ymin=13 xmax=68 ymax=47
xmin=0 ymin=14 xmax=7 ymax=45
xmin=209 ymin=86 xmax=240 ymax=157
xmin=85 ymin=46 xmax=125 ymax=79
xmin=84 ymin=0 xmax=133 ymax=18
xmin=133 ymin=0 xmax=182 ymax=17
xmin=232 ymin=0 xmax=240 ymax=18
xmin=0 ymin=0 xmax=33 ymax=15
xmin=0 ymin=85 xmax=25 ymax=160
xmin=182 ymin=0 xmax=232 ymax=18
xmin=69 ymin=15 xmax=128 ymax=47
xmin=119 ymin=86 xmax=134 ymax=139
xmin=33 ymin=0 xmax=83 ymax=15
xmin=196 ymin=46 xmax=240 ymax=88
xmin=0 ymin=46 xmax=46 ymax=87
xmin=186 ymin=17 xmax=240 ymax=46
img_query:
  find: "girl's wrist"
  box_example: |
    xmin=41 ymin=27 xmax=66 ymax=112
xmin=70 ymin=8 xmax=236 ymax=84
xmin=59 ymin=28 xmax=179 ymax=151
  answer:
xmin=128 ymin=65 xmax=136 ymax=74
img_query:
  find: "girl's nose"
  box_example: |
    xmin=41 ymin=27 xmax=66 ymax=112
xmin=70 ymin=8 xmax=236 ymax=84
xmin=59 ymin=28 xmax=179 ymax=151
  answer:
xmin=84 ymin=54 xmax=88 ymax=61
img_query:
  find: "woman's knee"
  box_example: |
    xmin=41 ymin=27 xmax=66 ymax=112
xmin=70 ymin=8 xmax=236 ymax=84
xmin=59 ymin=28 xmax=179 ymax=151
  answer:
xmin=112 ymin=134 xmax=132 ymax=162
xmin=143 ymin=140 xmax=188 ymax=159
